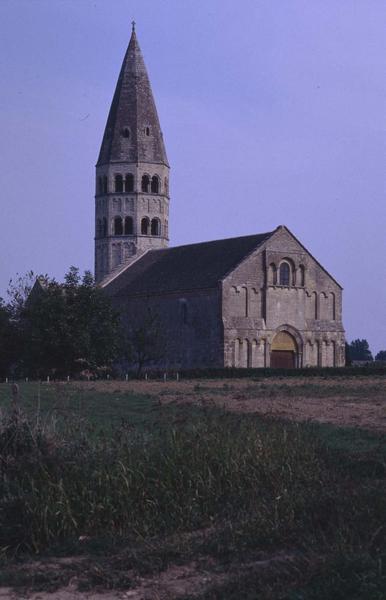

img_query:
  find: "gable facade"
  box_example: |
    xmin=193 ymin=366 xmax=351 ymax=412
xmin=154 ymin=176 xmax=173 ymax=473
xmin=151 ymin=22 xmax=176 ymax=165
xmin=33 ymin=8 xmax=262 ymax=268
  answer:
xmin=222 ymin=226 xmax=345 ymax=368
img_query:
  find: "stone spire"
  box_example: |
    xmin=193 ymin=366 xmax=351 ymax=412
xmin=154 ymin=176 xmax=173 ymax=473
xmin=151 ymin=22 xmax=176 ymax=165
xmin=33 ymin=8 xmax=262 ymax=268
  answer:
xmin=97 ymin=27 xmax=168 ymax=167
xmin=95 ymin=27 xmax=170 ymax=284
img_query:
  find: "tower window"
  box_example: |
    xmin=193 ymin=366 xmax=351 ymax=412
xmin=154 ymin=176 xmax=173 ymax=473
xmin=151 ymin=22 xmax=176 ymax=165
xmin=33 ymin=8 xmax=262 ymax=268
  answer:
xmin=102 ymin=217 xmax=107 ymax=237
xmin=103 ymin=176 xmax=108 ymax=194
xmin=96 ymin=218 xmax=102 ymax=238
xmin=151 ymin=218 xmax=160 ymax=236
xmin=151 ymin=175 xmax=160 ymax=193
xmin=141 ymin=175 xmax=150 ymax=192
xmin=279 ymin=262 xmax=290 ymax=286
xmin=114 ymin=216 xmax=123 ymax=235
xmin=145 ymin=127 xmax=150 ymax=136
xmin=141 ymin=217 xmax=150 ymax=235
xmin=164 ymin=177 xmax=169 ymax=195
xmin=125 ymin=173 xmax=134 ymax=192
xmin=98 ymin=177 xmax=103 ymax=194
xmin=115 ymin=174 xmax=123 ymax=193
xmin=124 ymin=216 xmax=133 ymax=235
xmin=122 ymin=127 xmax=130 ymax=138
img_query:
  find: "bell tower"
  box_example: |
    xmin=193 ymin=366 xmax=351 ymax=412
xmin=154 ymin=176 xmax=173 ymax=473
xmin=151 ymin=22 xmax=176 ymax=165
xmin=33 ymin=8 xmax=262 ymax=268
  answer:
xmin=95 ymin=24 xmax=170 ymax=283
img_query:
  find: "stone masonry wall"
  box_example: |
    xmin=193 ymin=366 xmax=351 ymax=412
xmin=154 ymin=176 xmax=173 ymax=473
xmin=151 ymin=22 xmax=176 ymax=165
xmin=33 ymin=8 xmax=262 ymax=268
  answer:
xmin=111 ymin=287 xmax=223 ymax=370
xmin=222 ymin=227 xmax=345 ymax=367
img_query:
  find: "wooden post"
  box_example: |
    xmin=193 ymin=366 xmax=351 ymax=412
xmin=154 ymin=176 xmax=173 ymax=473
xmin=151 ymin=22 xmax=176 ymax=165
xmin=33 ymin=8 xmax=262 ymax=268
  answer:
xmin=11 ymin=383 xmax=20 ymax=411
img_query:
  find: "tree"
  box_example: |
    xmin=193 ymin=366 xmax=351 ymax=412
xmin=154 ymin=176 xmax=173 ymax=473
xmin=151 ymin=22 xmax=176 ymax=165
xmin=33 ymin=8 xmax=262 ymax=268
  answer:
xmin=375 ymin=350 xmax=386 ymax=362
xmin=0 ymin=299 xmax=19 ymax=377
xmin=7 ymin=271 xmax=38 ymax=318
xmin=347 ymin=339 xmax=373 ymax=362
xmin=122 ymin=308 xmax=165 ymax=376
xmin=10 ymin=267 xmax=120 ymax=377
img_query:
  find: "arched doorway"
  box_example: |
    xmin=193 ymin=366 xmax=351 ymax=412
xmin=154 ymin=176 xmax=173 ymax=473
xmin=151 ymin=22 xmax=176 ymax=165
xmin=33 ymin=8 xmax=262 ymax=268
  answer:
xmin=270 ymin=331 xmax=298 ymax=368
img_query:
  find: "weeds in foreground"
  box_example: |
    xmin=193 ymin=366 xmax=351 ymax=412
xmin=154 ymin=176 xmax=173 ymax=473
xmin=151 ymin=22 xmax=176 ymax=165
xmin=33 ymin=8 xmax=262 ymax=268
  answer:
xmin=0 ymin=403 xmax=386 ymax=597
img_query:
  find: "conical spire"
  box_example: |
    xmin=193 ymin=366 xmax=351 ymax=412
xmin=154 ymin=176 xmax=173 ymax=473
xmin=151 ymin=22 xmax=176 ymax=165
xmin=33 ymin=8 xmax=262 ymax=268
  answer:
xmin=97 ymin=28 xmax=168 ymax=166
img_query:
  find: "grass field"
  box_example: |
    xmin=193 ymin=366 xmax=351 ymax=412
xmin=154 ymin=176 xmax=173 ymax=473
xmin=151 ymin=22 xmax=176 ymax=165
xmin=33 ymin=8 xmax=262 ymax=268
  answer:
xmin=0 ymin=375 xmax=385 ymax=599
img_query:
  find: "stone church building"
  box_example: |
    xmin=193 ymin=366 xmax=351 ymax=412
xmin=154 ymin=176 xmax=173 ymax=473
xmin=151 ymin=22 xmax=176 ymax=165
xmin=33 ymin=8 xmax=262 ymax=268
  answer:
xmin=96 ymin=27 xmax=345 ymax=369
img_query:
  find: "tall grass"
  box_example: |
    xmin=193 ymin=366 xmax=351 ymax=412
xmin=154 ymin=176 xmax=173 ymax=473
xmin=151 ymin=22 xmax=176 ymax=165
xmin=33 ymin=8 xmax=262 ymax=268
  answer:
xmin=1 ymin=403 xmax=386 ymax=596
xmin=0 ymin=406 xmax=328 ymax=553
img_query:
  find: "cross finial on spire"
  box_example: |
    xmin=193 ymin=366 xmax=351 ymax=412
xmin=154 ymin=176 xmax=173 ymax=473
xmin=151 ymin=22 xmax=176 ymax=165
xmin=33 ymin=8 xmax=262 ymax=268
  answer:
xmin=131 ymin=20 xmax=136 ymax=33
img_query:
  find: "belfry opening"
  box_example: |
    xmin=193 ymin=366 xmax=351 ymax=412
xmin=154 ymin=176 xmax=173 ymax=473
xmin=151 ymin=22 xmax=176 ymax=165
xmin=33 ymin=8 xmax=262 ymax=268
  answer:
xmin=270 ymin=331 xmax=298 ymax=368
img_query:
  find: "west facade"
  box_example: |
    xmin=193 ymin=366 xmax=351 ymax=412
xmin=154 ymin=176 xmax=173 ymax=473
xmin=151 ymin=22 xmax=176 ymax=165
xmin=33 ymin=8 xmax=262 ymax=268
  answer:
xmin=97 ymin=28 xmax=345 ymax=369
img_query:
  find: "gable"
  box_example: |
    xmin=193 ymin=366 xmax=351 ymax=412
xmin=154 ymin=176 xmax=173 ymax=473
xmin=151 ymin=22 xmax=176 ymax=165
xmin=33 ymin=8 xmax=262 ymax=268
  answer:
xmin=266 ymin=226 xmax=343 ymax=290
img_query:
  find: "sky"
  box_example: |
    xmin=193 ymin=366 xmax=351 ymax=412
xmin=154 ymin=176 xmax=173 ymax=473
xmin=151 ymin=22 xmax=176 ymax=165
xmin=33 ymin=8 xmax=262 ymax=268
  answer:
xmin=0 ymin=0 xmax=385 ymax=354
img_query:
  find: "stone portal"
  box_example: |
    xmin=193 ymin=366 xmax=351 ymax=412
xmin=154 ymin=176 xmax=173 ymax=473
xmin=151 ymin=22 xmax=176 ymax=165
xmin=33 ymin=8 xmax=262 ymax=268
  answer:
xmin=270 ymin=331 xmax=298 ymax=368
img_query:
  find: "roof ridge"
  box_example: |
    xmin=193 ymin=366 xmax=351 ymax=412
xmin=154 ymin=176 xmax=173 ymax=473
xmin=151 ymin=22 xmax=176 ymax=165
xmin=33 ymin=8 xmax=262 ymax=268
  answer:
xmin=151 ymin=230 xmax=276 ymax=253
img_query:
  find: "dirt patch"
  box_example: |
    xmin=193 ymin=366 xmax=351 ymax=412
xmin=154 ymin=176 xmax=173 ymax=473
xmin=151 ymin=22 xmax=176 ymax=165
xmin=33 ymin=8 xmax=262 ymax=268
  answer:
xmin=72 ymin=376 xmax=386 ymax=433
xmin=0 ymin=549 xmax=299 ymax=599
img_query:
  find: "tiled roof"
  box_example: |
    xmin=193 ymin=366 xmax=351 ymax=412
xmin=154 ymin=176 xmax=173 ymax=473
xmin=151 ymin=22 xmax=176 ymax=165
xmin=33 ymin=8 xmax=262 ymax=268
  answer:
xmin=103 ymin=231 xmax=274 ymax=296
xmin=97 ymin=29 xmax=168 ymax=166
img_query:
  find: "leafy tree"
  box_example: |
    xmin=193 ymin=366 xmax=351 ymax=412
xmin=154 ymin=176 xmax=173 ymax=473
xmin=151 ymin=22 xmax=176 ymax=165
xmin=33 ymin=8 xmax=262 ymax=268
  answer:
xmin=0 ymin=299 xmax=19 ymax=377
xmin=122 ymin=307 xmax=165 ymax=376
xmin=11 ymin=267 xmax=120 ymax=377
xmin=347 ymin=339 xmax=373 ymax=362
xmin=375 ymin=350 xmax=386 ymax=362
xmin=345 ymin=342 xmax=352 ymax=366
xmin=7 ymin=271 xmax=38 ymax=318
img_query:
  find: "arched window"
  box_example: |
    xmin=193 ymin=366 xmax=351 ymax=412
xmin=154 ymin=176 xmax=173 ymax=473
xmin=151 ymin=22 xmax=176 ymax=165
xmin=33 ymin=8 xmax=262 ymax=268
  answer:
xmin=115 ymin=174 xmax=123 ymax=193
xmin=122 ymin=127 xmax=130 ymax=138
xmin=125 ymin=173 xmax=134 ymax=192
xmin=98 ymin=177 xmax=103 ymax=194
xmin=124 ymin=216 xmax=133 ymax=235
xmin=145 ymin=127 xmax=150 ymax=136
xmin=279 ymin=262 xmax=290 ymax=286
xmin=102 ymin=217 xmax=107 ymax=237
xmin=141 ymin=175 xmax=150 ymax=192
xmin=103 ymin=176 xmax=108 ymax=194
xmin=141 ymin=217 xmax=150 ymax=235
xmin=151 ymin=175 xmax=159 ymax=193
xmin=299 ymin=265 xmax=305 ymax=287
xmin=114 ymin=216 xmax=123 ymax=235
xmin=151 ymin=218 xmax=160 ymax=236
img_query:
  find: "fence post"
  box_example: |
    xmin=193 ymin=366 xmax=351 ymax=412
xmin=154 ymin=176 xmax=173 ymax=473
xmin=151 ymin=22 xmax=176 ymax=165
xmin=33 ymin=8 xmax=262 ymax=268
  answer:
xmin=11 ymin=383 xmax=20 ymax=411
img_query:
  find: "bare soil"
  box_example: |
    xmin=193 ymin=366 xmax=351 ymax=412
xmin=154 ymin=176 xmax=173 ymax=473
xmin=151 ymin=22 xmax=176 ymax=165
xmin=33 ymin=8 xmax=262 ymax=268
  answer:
xmin=77 ymin=375 xmax=386 ymax=432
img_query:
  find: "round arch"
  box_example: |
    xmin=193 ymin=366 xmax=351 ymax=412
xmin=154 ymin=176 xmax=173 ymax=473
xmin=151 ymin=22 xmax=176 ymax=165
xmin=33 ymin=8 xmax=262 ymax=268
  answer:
xmin=270 ymin=325 xmax=303 ymax=368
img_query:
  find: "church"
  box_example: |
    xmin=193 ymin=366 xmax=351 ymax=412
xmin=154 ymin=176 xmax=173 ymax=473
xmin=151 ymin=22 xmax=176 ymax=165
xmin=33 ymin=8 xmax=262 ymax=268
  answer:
xmin=96 ymin=26 xmax=345 ymax=369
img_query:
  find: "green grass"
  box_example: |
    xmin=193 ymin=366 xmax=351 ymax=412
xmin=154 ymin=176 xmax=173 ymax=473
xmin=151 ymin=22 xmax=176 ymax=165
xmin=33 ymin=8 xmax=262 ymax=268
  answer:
xmin=0 ymin=382 xmax=197 ymax=435
xmin=1 ymin=380 xmax=386 ymax=598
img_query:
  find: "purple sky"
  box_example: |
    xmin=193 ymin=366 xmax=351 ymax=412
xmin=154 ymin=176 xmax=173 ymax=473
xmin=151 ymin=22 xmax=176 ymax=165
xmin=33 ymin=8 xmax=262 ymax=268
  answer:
xmin=0 ymin=0 xmax=385 ymax=354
